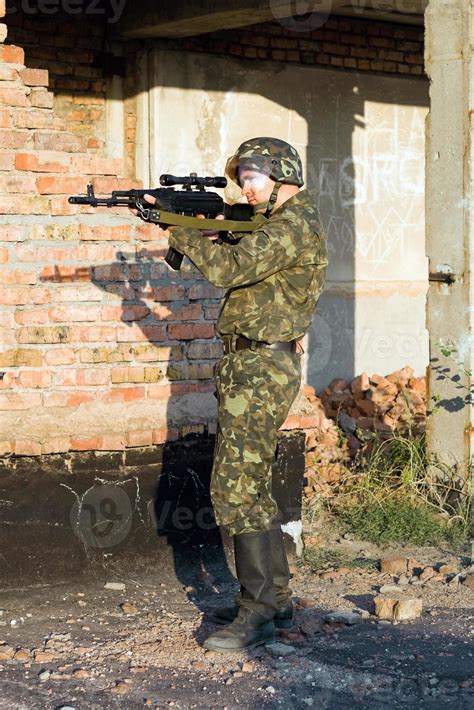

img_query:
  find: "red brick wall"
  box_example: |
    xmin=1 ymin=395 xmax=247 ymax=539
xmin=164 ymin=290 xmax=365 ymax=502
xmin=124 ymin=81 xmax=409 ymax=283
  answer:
xmin=154 ymin=15 xmax=424 ymax=78
xmin=0 ymin=8 xmax=223 ymax=456
xmin=5 ymin=6 xmax=108 ymax=153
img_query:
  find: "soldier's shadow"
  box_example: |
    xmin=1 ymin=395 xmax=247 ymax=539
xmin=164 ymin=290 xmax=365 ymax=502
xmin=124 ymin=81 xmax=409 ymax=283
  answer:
xmin=42 ymin=248 xmax=236 ymax=626
xmin=155 ymin=437 xmax=238 ymax=639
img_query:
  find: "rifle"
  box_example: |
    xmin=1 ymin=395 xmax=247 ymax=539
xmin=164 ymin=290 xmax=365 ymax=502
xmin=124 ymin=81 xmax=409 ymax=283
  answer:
xmin=69 ymin=173 xmax=254 ymax=271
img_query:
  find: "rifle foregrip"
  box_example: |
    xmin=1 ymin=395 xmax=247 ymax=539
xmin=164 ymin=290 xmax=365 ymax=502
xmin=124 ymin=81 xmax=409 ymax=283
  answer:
xmin=165 ymin=247 xmax=184 ymax=271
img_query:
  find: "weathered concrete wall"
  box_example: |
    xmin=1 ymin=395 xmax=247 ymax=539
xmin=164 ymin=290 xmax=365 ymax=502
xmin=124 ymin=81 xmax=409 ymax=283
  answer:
xmin=129 ymin=14 xmax=426 ymax=188
xmin=143 ymin=49 xmax=429 ymax=390
xmin=424 ymin=0 xmax=474 ymax=477
xmin=0 ymin=431 xmax=305 ymax=586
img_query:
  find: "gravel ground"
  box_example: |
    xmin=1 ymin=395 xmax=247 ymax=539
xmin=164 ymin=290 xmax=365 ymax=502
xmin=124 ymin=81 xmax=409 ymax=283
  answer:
xmin=0 ymin=537 xmax=473 ymax=710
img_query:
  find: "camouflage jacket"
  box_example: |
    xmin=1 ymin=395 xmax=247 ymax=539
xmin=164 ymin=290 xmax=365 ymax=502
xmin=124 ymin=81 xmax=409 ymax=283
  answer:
xmin=168 ymin=190 xmax=328 ymax=343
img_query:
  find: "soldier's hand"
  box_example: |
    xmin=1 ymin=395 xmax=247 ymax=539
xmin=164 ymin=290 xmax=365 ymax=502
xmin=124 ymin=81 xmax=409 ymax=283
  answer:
xmin=197 ymin=213 xmax=224 ymax=240
xmin=129 ymin=193 xmax=156 ymax=217
xmin=129 ymin=198 xmax=224 ymax=239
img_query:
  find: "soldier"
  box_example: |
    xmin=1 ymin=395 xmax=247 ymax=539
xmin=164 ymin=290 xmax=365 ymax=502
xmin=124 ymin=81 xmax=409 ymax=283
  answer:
xmin=146 ymin=138 xmax=328 ymax=652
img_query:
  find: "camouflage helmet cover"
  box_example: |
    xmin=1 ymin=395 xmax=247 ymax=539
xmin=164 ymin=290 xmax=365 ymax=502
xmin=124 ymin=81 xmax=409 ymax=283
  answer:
xmin=225 ymin=137 xmax=304 ymax=187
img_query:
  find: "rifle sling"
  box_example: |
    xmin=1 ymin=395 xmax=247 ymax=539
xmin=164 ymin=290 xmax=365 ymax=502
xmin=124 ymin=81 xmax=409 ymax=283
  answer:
xmin=145 ymin=209 xmax=255 ymax=233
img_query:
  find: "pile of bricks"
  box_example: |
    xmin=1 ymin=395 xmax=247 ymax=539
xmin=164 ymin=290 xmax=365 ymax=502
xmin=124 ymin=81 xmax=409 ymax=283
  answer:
xmin=301 ymin=391 xmax=350 ymax=500
xmin=295 ymin=367 xmax=426 ymax=500
xmin=320 ymin=365 xmax=426 ymax=444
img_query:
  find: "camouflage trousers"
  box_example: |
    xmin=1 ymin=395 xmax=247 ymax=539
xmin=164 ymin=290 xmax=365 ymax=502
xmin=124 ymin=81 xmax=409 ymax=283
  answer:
xmin=211 ymin=347 xmax=301 ymax=537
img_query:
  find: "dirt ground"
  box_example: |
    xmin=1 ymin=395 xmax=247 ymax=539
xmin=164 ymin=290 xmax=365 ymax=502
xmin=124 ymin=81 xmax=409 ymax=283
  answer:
xmin=0 ymin=535 xmax=473 ymax=710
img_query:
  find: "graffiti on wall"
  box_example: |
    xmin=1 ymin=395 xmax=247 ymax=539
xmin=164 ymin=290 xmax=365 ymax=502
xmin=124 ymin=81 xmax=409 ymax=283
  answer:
xmin=307 ymin=104 xmax=426 ymax=270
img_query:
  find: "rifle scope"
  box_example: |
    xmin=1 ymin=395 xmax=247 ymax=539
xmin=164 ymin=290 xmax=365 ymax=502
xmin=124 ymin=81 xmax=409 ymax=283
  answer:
xmin=160 ymin=173 xmax=227 ymax=189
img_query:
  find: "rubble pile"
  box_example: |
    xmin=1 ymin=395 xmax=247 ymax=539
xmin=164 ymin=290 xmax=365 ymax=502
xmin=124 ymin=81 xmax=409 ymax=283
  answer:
xmin=298 ymin=367 xmax=426 ymax=500
xmin=297 ymin=387 xmax=351 ymax=500
xmin=320 ymin=366 xmax=426 ymax=442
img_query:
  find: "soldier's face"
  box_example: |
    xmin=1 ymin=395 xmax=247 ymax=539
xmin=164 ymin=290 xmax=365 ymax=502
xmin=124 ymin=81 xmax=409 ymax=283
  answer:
xmin=238 ymin=168 xmax=275 ymax=208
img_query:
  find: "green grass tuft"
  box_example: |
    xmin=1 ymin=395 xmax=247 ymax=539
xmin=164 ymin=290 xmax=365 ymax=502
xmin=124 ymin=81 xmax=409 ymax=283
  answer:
xmin=302 ymin=546 xmax=378 ymax=572
xmin=305 ymin=428 xmax=472 ymax=549
xmin=338 ymin=498 xmax=447 ymax=546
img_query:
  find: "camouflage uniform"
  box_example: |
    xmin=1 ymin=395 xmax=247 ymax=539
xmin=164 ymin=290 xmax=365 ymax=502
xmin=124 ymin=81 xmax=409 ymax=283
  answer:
xmin=168 ymin=188 xmax=328 ymax=537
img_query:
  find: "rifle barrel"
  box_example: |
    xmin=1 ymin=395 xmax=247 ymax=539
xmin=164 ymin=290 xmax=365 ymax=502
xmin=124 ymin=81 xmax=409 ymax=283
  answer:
xmin=68 ymin=196 xmax=137 ymax=206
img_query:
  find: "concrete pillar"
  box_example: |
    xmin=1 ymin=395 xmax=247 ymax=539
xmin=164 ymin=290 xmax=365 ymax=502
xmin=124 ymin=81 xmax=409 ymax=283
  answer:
xmin=424 ymin=0 xmax=474 ymax=480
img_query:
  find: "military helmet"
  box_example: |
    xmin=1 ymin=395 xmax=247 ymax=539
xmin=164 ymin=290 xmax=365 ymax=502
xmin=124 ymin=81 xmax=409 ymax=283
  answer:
xmin=225 ymin=137 xmax=304 ymax=187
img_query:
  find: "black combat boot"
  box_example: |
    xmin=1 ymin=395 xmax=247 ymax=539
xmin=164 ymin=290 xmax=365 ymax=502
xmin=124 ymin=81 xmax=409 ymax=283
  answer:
xmin=203 ymin=530 xmax=277 ymax=652
xmin=212 ymin=522 xmax=294 ymax=629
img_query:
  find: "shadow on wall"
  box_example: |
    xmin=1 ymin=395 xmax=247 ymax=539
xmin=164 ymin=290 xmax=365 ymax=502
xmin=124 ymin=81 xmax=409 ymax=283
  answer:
xmin=39 ymin=256 xmax=306 ymax=607
xmin=39 ymin=256 xmax=234 ymax=604
xmin=37 ymin=60 xmax=428 ymax=595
